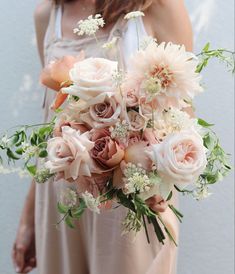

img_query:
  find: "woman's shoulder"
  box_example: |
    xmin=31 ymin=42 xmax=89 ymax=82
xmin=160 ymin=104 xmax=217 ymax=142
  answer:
xmin=34 ymin=0 xmax=52 ymax=26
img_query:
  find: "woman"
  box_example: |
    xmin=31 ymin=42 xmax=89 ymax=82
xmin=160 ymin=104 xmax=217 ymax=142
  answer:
xmin=12 ymin=0 xmax=193 ymax=273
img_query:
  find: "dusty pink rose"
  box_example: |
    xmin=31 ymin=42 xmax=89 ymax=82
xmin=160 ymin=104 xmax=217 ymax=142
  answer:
xmin=150 ymin=130 xmax=207 ymax=187
xmin=45 ymin=126 xmax=95 ymax=180
xmin=124 ymin=141 xmax=153 ymax=171
xmin=77 ymin=171 xmax=113 ymax=196
xmin=90 ymin=128 xmax=124 ymax=169
xmin=62 ymin=58 xmax=118 ymax=101
xmin=80 ymin=96 xmax=121 ymax=129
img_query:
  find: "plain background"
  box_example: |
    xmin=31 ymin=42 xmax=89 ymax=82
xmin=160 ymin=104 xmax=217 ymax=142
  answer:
xmin=0 ymin=0 xmax=234 ymax=273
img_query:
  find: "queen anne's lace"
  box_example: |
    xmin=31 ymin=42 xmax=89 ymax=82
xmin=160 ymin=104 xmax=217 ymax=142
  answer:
xmin=73 ymin=14 xmax=105 ymax=36
xmin=82 ymin=191 xmax=101 ymax=213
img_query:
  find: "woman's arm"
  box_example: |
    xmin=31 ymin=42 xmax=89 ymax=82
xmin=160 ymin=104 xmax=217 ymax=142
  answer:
xmin=146 ymin=0 xmax=195 ymax=118
xmin=143 ymin=1 xmax=194 ymax=212
xmin=12 ymin=2 xmax=51 ymax=273
xmin=34 ymin=0 xmax=51 ymax=66
xmin=145 ymin=0 xmax=193 ymax=51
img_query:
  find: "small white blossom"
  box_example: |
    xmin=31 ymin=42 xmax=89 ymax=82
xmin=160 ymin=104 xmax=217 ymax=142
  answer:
xmin=82 ymin=191 xmax=101 ymax=214
xmin=0 ymin=164 xmax=29 ymax=178
xmin=140 ymin=36 xmax=157 ymax=50
xmin=125 ymin=173 xmax=151 ymax=194
xmin=112 ymin=69 xmax=125 ymax=87
xmin=59 ymin=188 xmax=78 ymax=208
xmin=164 ymin=108 xmax=201 ymax=132
xmin=110 ymin=120 xmax=129 ymax=140
xmin=18 ymin=169 xmax=30 ymax=178
xmin=22 ymin=145 xmax=39 ymax=160
xmin=74 ymin=14 xmax=105 ymax=36
xmin=193 ymin=186 xmax=212 ymax=200
xmin=0 ymin=165 xmax=14 ymax=175
xmin=102 ymin=37 xmax=118 ymax=49
xmin=122 ymin=210 xmax=143 ymax=236
xmin=0 ymin=135 xmax=10 ymax=146
xmin=34 ymin=168 xmax=53 ymax=183
xmin=124 ymin=11 xmax=145 ymax=20
xmin=123 ymin=163 xmax=157 ymax=194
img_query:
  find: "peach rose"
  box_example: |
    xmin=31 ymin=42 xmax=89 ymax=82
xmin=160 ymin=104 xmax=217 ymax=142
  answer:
xmin=80 ymin=96 xmax=121 ymax=129
xmin=90 ymin=128 xmax=124 ymax=170
xmin=124 ymin=141 xmax=153 ymax=171
xmin=62 ymin=58 xmax=118 ymax=101
xmin=40 ymin=53 xmax=85 ymax=91
xmin=45 ymin=126 xmax=95 ymax=180
xmin=150 ymin=130 xmax=207 ymax=188
xmin=143 ymin=128 xmax=160 ymax=144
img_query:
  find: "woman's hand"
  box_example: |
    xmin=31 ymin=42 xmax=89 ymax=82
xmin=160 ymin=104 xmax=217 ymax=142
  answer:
xmin=12 ymin=183 xmax=36 ymax=273
xmin=12 ymin=223 xmax=36 ymax=273
xmin=146 ymin=195 xmax=168 ymax=213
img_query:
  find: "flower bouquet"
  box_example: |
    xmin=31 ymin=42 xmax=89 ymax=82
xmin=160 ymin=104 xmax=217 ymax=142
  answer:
xmin=0 ymin=12 xmax=233 ymax=245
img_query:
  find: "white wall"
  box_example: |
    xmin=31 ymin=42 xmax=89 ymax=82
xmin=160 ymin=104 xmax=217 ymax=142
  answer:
xmin=0 ymin=1 xmax=234 ymax=273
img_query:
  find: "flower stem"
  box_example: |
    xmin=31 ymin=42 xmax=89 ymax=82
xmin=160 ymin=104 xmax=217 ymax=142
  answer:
xmin=142 ymin=215 xmax=150 ymax=244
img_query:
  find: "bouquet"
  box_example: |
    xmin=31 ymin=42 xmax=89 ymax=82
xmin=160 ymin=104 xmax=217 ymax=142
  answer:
xmin=0 ymin=12 xmax=233 ymax=245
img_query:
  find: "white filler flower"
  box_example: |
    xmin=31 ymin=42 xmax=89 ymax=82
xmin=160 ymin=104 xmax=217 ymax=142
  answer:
xmin=102 ymin=37 xmax=118 ymax=50
xmin=74 ymin=14 xmax=105 ymax=36
xmin=82 ymin=191 xmax=101 ymax=214
xmin=124 ymin=11 xmax=145 ymax=20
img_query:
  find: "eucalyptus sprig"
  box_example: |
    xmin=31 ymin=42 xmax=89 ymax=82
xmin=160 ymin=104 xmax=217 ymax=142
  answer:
xmin=0 ymin=120 xmax=55 ymax=179
xmin=174 ymin=118 xmax=232 ymax=200
xmin=196 ymin=42 xmax=235 ymax=73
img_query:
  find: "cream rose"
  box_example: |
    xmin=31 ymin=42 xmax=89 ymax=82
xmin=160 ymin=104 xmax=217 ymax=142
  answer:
xmin=45 ymin=126 xmax=95 ymax=180
xmin=62 ymin=58 xmax=118 ymax=101
xmin=150 ymin=130 xmax=207 ymax=188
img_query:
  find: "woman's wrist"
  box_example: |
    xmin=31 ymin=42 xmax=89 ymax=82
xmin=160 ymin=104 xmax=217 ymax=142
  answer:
xmin=19 ymin=183 xmax=36 ymax=227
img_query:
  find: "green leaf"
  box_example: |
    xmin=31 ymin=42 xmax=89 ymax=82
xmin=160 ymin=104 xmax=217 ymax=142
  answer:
xmin=166 ymin=191 xmax=173 ymax=201
xmin=39 ymin=126 xmax=53 ymax=138
xmin=203 ymin=42 xmax=210 ymax=52
xmin=203 ymin=133 xmax=216 ymax=151
xmin=15 ymin=148 xmax=23 ymax=155
xmin=149 ymin=216 xmax=165 ymax=244
xmin=38 ymin=150 xmax=48 ymax=158
xmin=30 ymin=133 xmax=38 ymax=146
xmin=11 ymin=134 xmax=20 ymax=145
xmin=26 ymin=165 xmax=37 ymax=176
xmin=65 ymin=215 xmax=75 ymax=229
xmin=6 ymin=149 xmax=20 ymax=160
xmin=198 ymin=118 xmax=214 ymax=128
xmin=57 ymin=202 xmax=69 ymax=214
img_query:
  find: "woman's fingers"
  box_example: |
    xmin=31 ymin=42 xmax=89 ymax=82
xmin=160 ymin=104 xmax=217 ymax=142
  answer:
xmin=151 ymin=200 xmax=168 ymax=213
xmin=13 ymin=244 xmax=26 ymax=273
xmin=146 ymin=195 xmax=168 ymax=213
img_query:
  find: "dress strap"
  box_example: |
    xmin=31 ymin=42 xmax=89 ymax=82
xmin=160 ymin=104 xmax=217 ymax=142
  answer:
xmin=44 ymin=3 xmax=59 ymax=48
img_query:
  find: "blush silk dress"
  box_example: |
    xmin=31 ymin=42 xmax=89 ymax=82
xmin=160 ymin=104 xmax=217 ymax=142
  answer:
xmin=35 ymin=4 xmax=178 ymax=274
